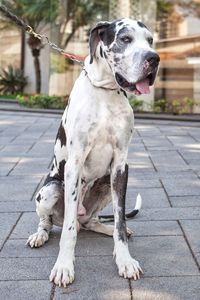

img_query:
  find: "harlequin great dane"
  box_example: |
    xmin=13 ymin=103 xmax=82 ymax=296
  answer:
xmin=27 ymin=18 xmax=160 ymax=287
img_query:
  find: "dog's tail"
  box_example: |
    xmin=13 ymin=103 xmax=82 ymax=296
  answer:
xmin=99 ymin=193 xmax=142 ymax=223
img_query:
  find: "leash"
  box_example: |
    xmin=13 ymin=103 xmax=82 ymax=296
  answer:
xmin=0 ymin=4 xmax=84 ymax=67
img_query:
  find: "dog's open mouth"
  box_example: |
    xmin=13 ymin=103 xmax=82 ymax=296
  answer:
xmin=115 ymin=71 xmax=157 ymax=95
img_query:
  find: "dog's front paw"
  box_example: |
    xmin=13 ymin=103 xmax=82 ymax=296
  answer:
xmin=26 ymin=230 xmax=49 ymax=248
xmin=116 ymin=255 xmax=143 ymax=280
xmin=49 ymin=260 xmax=75 ymax=287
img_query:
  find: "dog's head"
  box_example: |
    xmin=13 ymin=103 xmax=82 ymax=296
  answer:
xmin=89 ymin=18 xmax=160 ymax=95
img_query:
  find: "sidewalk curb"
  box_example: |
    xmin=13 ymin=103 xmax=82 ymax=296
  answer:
xmin=0 ymin=102 xmax=200 ymax=122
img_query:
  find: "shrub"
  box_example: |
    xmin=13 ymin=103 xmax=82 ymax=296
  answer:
xmin=168 ymin=97 xmax=196 ymax=114
xmin=0 ymin=65 xmax=27 ymax=94
xmin=129 ymin=98 xmax=144 ymax=111
xmin=152 ymin=99 xmax=167 ymax=113
xmin=17 ymin=94 xmax=67 ymax=109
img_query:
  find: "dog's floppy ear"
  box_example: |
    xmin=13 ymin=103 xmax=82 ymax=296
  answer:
xmin=89 ymin=21 xmax=111 ymax=64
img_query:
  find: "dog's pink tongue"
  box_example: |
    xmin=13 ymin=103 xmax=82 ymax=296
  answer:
xmin=135 ymin=78 xmax=150 ymax=94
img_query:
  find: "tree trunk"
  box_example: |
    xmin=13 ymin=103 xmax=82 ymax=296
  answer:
xmin=33 ymin=54 xmax=41 ymax=93
xmin=27 ymin=35 xmax=43 ymax=93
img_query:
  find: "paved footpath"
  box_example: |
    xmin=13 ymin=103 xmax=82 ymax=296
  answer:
xmin=0 ymin=110 xmax=199 ymax=300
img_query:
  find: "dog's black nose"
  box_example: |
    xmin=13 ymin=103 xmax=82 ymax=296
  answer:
xmin=145 ymin=52 xmax=160 ymax=66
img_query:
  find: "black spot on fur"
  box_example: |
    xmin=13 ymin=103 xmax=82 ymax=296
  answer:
xmin=103 ymin=51 xmax=108 ymax=59
xmin=55 ymin=122 xmax=66 ymax=147
xmin=81 ymin=178 xmax=86 ymax=184
xmin=58 ymin=160 xmax=66 ymax=180
xmin=123 ymin=91 xmax=127 ymax=98
xmin=99 ymin=46 xmax=103 ymax=58
xmin=118 ymin=21 xmax=123 ymax=26
xmin=36 ymin=194 xmax=41 ymax=202
xmin=44 ymin=174 xmax=62 ymax=185
xmin=120 ymin=89 xmax=127 ymax=98
xmin=68 ymin=226 xmax=72 ymax=230
xmin=54 ymin=155 xmax=57 ymax=167
xmin=137 ymin=21 xmax=148 ymax=30
xmin=72 ymin=190 xmax=75 ymax=195
xmin=114 ymin=56 xmax=120 ymax=63
xmin=111 ymin=27 xmax=132 ymax=53
xmin=70 ymin=140 xmax=73 ymax=145
xmin=117 ymin=91 xmax=120 ymax=95
xmin=100 ymin=22 xmax=116 ymax=46
xmin=75 ymin=179 xmax=78 ymax=188
xmin=113 ymin=164 xmax=128 ymax=242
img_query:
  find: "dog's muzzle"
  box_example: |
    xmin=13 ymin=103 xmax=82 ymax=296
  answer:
xmin=115 ymin=52 xmax=160 ymax=95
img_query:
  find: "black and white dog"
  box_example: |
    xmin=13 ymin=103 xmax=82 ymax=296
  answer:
xmin=27 ymin=18 xmax=159 ymax=287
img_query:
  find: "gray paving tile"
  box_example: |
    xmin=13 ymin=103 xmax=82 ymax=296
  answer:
xmin=9 ymin=157 xmax=51 ymax=176
xmin=0 ymin=237 xmax=59 ymax=258
xmin=142 ymin=137 xmax=173 ymax=148
xmin=0 ymin=257 xmax=54 ymax=280
xmin=167 ymin=135 xmax=199 ymax=149
xmin=10 ymin=212 xmax=39 ymax=239
xmin=0 ymin=136 xmax=14 ymax=144
xmin=159 ymin=125 xmax=189 ymax=135
xmin=180 ymin=220 xmax=200 ymax=254
xmin=27 ymin=140 xmax=54 ymax=157
xmin=129 ymin=167 xmax=157 ymax=176
xmin=0 ymin=144 xmax=32 ymax=155
xmin=150 ymin=150 xmax=189 ymax=171
xmin=0 ymin=280 xmax=52 ymax=300
xmin=126 ymin=188 xmax=170 ymax=208
xmin=0 ymin=156 xmax=19 ymax=164
xmin=162 ymin=178 xmax=200 ymax=196
xmin=54 ymin=256 xmax=130 ymax=300
xmin=185 ymin=159 xmax=200 ymax=170
xmin=128 ymin=178 xmax=161 ymax=188
xmin=179 ymin=149 xmax=200 ymax=160
xmin=127 ymin=157 xmax=155 ymax=171
xmin=130 ymin=276 xmax=200 ymax=300
xmin=0 ymin=201 xmax=35 ymax=212
xmin=137 ymin=127 xmax=161 ymax=137
xmin=125 ymin=207 xmax=200 ymax=221
xmin=129 ymin=236 xmax=199 ymax=276
xmin=128 ymin=220 xmax=182 ymax=236
xmin=0 ymin=162 xmax=16 ymax=176
xmin=170 ymin=195 xmax=200 ymax=207
xmin=0 ymin=212 xmax=21 ymax=240
xmin=0 ymin=177 xmax=40 ymax=202
xmin=196 ymin=253 xmax=200 ymax=266
xmin=130 ymin=170 xmax=198 ymax=180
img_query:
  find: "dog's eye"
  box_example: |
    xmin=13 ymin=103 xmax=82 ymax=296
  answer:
xmin=147 ymin=37 xmax=153 ymax=45
xmin=121 ymin=36 xmax=132 ymax=43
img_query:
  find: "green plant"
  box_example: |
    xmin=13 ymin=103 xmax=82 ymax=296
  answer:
xmin=153 ymin=99 xmax=167 ymax=113
xmin=169 ymin=97 xmax=196 ymax=114
xmin=129 ymin=98 xmax=144 ymax=112
xmin=0 ymin=65 xmax=27 ymax=94
xmin=17 ymin=94 xmax=67 ymax=109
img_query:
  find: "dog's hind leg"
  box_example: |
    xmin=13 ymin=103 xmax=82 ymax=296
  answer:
xmin=82 ymin=220 xmax=133 ymax=237
xmin=27 ymin=179 xmax=64 ymax=248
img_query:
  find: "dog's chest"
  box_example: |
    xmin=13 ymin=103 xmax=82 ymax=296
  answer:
xmin=81 ymin=98 xmax=133 ymax=182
